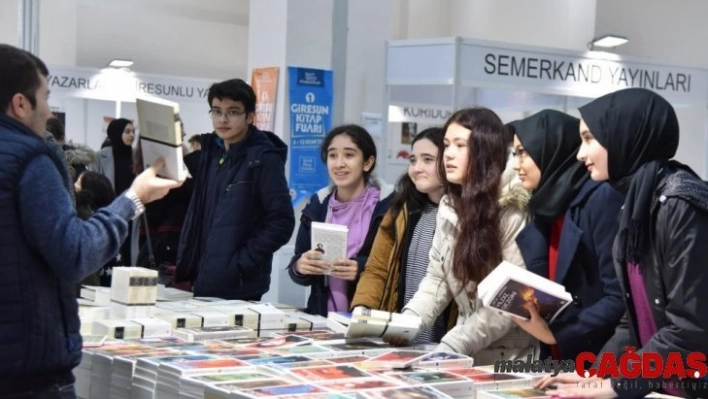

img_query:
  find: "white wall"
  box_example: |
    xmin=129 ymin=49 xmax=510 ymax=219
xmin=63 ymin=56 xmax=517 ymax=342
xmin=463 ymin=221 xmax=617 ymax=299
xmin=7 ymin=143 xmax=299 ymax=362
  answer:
xmin=74 ymin=2 xmax=248 ymax=80
xmin=595 ymin=0 xmax=708 ymax=177
xmin=595 ymin=0 xmax=708 ymax=69
xmin=39 ymin=0 xmax=77 ymax=66
xmin=448 ymin=0 xmax=596 ymax=50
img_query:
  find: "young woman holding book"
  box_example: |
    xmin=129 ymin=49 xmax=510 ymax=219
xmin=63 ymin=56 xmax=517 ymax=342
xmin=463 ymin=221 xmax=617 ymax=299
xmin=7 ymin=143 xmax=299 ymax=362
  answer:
xmin=288 ymin=124 xmax=393 ymax=317
xmin=509 ymin=109 xmax=624 ymax=361
xmin=538 ymin=89 xmax=708 ymax=399
xmin=401 ymin=108 xmax=538 ymax=365
xmin=350 ymin=128 xmax=455 ymax=344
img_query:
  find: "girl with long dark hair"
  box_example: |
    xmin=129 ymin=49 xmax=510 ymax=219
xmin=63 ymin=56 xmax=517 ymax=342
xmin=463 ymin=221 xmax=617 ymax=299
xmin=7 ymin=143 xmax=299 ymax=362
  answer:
xmin=351 ymin=128 xmax=453 ymax=344
xmin=402 ymin=108 xmax=538 ymax=364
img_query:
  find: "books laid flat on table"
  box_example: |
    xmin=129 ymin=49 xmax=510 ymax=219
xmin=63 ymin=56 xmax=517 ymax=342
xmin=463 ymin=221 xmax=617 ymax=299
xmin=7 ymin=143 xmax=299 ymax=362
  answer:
xmin=326 ymin=309 xmax=422 ymax=342
xmin=310 ymin=222 xmax=348 ymax=264
xmin=135 ymin=96 xmax=188 ymax=181
xmin=477 ymin=261 xmax=573 ymax=323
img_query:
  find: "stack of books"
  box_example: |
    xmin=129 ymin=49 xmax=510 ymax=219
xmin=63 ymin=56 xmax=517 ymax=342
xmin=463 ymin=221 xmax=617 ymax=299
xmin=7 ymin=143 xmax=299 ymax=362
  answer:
xmin=109 ymin=267 xmax=159 ymax=320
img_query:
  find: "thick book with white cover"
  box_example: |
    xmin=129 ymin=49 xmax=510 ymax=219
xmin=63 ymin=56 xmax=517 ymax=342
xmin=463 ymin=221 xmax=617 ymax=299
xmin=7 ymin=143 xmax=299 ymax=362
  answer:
xmin=477 ymin=261 xmax=573 ymax=323
xmin=136 ymin=96 xmax=188 ymax=181
xmin=327 ymin=311 xmax=421 ymax=342
xmin=310 ymin=222 xmax=348 ymax=264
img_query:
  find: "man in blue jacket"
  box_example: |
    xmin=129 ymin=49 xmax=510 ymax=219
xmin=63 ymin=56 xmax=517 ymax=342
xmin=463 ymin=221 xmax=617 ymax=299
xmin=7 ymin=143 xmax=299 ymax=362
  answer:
xmin=176 ymin=79 xmax=295 ymax=301
xmin=0 ymin=44 xmax=181 ymax=397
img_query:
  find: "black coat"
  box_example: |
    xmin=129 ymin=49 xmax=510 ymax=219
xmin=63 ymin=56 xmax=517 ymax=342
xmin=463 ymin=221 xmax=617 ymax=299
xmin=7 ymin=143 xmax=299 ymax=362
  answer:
xmin=287 ymin=187 xmax=393 ymax=316
xmin=599 ymin=166 xmax=708 ymax=399
xmin=516 ymin=179 xmax=625 ymax=360
xmin=176 ymin=128 xmax=295 ymax=299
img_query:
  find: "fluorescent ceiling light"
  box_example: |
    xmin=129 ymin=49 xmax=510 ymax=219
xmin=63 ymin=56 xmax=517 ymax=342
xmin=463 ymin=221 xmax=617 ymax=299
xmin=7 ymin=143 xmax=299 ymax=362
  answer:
xmin=590 ymin=35 xmax=628 ymax=48
xmin=108 ymin=59 xmax=134 ymax=68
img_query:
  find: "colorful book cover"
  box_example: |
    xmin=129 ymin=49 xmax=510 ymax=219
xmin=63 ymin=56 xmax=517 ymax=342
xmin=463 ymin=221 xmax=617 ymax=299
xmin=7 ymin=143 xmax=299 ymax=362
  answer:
xmin=290 ymin=364 xmax=372 ymax=381
xmin=247 ymin=355 xmax=312 ymax=366
xmin=369 ymin=350 xmax=429 ymax=368
xmin=324 ymin=341 xmax=386 ymax=351
xmin=170 ymin=357 xmax=247 ymax=370
xmin=328 ymin=355 xmax=370 ymax=364
xmin=192 ymin=371 xmax=274 ymax=382
xmin=270 ymin=359 xmax=335 ymax=370
xmin=215 ymin=378 xmax=293 ymax=391
xmin=316 ymin=377 xmax=400 ymax=391
xmin=246 ymin=384 xmax=327 ymax=397
xmin=245 ymin=335 xmax=312 ymax=349
xmin=361 ymin=386 xmax=452 ymax=398
xmin=391 ymin=371 xmax=466 ymax=385
xmin=489 ymin=279 xmax=569 ymax=323
xmin=268 ymin=344 xmax=332 ymax=355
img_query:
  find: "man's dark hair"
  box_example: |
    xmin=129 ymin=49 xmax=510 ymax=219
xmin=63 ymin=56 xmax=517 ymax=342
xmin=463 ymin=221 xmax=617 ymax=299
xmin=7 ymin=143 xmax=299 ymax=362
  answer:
xmin=0 ymin=44 xmax=49 ymax=112
xmin=207 ymin=79 xmax=256 ymax=114
xmin=188 ymin=134 xmax=201 ymax=145
xmin=46 ymin=116 xmax=65 ymax=141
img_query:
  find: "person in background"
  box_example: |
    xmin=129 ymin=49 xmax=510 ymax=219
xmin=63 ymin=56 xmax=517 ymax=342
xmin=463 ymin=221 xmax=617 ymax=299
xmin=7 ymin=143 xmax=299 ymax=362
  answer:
xmin=46 ymin=116 xmax=96 ymax=182
xmin=188 ymin=134 xmax=202 ymax=152
xmin=351 ymin=127 xmax=455 ymax=344
xmin=288 ymin=124 xmax=394 ymax=316
xmin=92 ymin=118 xmax=138 ymax=265
xmin=175 ymin=78 xmax=295 ymax=300
xmin=510 ymin=109 xmax=624 ymax=362
xmin=539 ymin=88 xmax=708 ymax=399
xmin=0 ymin=43 xmax=181 ymax=398
xmin=401 ymin=108 xmax=537 ymax=364
xmin=74 ymin=171 xmax=119 ymax=288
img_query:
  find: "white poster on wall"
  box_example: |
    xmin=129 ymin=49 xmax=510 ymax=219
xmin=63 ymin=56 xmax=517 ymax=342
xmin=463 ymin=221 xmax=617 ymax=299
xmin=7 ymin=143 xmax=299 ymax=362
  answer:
xmin=387 ymin=104 xmax=450 ymax=164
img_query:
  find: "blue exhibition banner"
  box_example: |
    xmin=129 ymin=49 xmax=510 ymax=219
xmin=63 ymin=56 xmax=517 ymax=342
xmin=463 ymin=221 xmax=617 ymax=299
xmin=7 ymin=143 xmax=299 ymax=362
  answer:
xmin=288 ymin=67 xmax=333 ymax=204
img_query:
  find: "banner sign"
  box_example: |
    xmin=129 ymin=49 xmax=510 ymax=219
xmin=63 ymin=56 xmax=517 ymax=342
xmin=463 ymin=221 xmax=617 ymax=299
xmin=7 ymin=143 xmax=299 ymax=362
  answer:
xmin=251 ymin=67 xmax=280 ymax=132
xmin=288 ymin=67 xmax=333 ymax=203
xmin=46 ymin=65 xmax=215 ymax=103
xmin=460 ymin=45 xmax=708 ymax=103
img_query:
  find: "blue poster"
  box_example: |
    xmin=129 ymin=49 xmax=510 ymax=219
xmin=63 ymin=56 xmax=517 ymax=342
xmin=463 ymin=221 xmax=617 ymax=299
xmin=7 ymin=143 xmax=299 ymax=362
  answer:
xmin=288 ymin=67 xmax=333 ymax=205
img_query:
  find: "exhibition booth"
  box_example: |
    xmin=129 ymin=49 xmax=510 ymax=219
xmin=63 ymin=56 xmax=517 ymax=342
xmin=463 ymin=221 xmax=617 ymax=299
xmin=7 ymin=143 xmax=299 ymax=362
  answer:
xmin=382 ymin=37 xmax=708 ymax=182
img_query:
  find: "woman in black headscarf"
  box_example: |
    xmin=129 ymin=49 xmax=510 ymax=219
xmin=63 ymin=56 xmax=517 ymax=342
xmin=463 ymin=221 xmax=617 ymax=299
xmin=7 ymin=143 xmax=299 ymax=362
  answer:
xmin=92 ymin=118 xmax=137 ymax=265
xmin=539 ymin=88 xmax=708 ymax=399
xmin=510 ymin=109 xmax=625 ymax=362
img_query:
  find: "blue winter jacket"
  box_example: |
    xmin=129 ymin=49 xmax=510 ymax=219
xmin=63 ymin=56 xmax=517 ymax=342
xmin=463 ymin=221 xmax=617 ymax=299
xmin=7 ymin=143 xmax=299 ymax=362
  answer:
xmin=0 ymin=114 xmax=135 ymax=392
xmin=176 ymin=127 xmax=295 ymax=299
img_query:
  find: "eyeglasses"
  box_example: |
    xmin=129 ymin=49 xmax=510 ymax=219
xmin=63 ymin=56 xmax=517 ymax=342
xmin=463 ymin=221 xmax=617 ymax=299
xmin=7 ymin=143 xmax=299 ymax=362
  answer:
xmin=209 ymin=109 xmax=247 ymax=120
xmin=512 ymin=148 xmax=529 ymax=161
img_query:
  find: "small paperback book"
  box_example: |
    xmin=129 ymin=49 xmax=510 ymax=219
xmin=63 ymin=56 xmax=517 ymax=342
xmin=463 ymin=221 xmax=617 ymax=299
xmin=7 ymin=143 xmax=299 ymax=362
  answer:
xmin=310 ymin=222 xmax=348 ymax=264
xmin=368 ymin=350 xmax=430 ymax=369
xmin=477 ymin=261 xmax=573 ymax=323
xmin=136 ymin=96 xmax=189 ymax=181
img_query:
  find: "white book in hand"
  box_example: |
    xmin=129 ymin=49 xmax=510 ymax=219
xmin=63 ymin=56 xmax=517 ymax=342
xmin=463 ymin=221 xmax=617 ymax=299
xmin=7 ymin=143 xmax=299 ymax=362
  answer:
xmin=310 ymin=222 xmax=348 ymax=263
xmin=477 ymin=261 xmax=573 ymax=324
xmin=136 ymin=96 xmax=188 ymax=181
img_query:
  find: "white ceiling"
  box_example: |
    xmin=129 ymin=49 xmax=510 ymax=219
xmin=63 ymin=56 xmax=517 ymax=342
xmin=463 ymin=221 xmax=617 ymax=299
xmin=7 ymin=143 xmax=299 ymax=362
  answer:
xmin=77 ymin=0 xmax=250 ymax=26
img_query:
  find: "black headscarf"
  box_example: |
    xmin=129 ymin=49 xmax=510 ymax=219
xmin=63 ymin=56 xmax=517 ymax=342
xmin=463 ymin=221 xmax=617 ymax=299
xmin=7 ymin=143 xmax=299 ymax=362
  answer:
xmin=578 ymin=88 xmax=679 ymax=265
xmin=106 ymin=118 xmax=135 ymax=194
xmin=511 ymin=110 xmax=589 ymax=222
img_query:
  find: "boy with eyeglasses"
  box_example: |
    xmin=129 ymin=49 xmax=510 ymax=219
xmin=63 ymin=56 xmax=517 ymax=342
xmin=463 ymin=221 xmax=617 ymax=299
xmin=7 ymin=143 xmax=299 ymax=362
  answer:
xmin=175 ymin=78 xmax=295 ymax=300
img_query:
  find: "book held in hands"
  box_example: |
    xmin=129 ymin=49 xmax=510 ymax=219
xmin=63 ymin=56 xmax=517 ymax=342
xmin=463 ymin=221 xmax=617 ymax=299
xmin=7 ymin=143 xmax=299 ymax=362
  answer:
xmin=135 ymin=96 xmax=188 ymax=181
xmin=310 ymin=222 xmax=348 ymax=264
xmin=477 ymin=261 xmax=573 ymax=323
